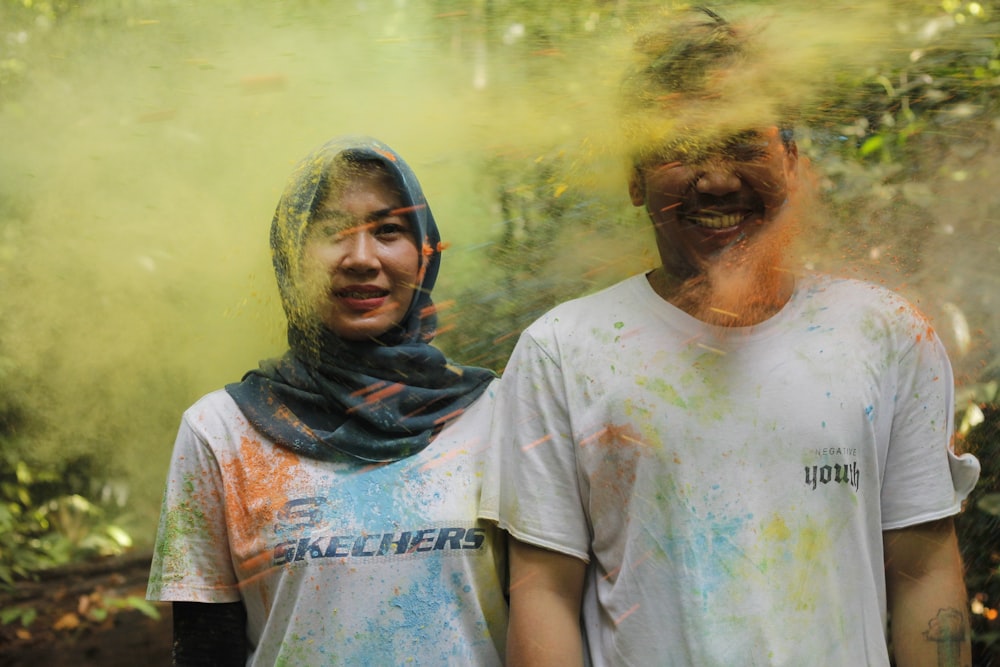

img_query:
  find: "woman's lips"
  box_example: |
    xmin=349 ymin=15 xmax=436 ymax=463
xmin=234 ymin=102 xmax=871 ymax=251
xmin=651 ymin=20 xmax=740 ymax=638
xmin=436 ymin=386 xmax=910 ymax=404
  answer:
xmin=335 ymin=286 xmax=389 ymax=311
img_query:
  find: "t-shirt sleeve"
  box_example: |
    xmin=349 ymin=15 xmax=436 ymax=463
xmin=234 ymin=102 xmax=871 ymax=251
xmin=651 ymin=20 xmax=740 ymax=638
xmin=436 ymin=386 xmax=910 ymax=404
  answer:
xmin=880 ymin=317 xmax=980 ymax=530
xmin=146 ymin=411 xmax=241 ymax=603
xmin=480 ymin=325 xmax=591 ymax=562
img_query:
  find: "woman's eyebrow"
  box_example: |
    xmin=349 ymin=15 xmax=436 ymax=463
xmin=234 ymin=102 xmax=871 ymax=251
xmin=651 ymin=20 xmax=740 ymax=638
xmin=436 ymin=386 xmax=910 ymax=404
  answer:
xmin=363 ymin=204 xmax=428 ymax=223
xmin=312 ymin=203 xmax=427 ymax=224
xmin=311 ymin=208 xmax=352 ymax=223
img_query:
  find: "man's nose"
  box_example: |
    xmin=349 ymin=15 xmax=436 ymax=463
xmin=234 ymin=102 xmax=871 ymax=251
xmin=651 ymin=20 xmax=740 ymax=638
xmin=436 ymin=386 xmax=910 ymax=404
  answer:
xmin=694 ymin=165 xmax=741 ymax=196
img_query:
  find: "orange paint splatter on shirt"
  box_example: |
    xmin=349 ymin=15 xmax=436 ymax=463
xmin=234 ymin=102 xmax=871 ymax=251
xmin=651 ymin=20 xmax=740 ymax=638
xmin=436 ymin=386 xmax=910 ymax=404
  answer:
xmin=521 ymin=434 xmax=553 ymax=451
xmin=220 ymin=435 xmax=303 ymax=562
xmin=583 ymin=423 xmax=649 ymax=518
xmin=419 ymin=438 xmax=480 ymax=472
xmin=433 ymin=407 xmax=465 ymax=426
xmin=614 ymin=603 xmax=641 ymax=625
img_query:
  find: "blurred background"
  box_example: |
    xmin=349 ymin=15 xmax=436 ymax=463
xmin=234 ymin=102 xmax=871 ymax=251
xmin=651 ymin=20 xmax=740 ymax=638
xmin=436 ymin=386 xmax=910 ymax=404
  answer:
xmin=0 ymin=0 xmax=998 ymax=662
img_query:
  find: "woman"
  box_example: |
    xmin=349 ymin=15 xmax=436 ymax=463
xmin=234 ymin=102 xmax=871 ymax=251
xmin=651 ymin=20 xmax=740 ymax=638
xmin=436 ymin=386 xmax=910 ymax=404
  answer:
xmin=147 ymin=136 xmax=506 ymax=665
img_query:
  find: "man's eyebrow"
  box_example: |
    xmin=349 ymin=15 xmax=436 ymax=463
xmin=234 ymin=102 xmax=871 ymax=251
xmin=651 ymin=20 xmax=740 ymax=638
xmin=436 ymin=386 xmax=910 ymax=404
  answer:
xmin=725 ymin=129 xmax=764 ymax=143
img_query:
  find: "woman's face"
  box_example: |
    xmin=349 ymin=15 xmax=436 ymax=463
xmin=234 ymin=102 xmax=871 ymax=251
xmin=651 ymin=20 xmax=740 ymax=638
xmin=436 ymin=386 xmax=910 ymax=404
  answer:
xmin=300 ymin=170 xmax=421 ymax=341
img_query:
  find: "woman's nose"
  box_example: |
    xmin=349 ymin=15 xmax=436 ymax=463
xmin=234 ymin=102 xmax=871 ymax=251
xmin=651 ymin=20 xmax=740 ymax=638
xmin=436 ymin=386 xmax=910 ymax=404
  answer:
xmin=340 ymin=228 xmax=380 ymax=272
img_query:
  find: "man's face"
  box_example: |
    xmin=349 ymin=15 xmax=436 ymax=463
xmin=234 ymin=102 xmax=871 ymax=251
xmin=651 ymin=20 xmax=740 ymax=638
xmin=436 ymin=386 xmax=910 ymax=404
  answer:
xmin=629 ymin=126 xmax=798 ymax=280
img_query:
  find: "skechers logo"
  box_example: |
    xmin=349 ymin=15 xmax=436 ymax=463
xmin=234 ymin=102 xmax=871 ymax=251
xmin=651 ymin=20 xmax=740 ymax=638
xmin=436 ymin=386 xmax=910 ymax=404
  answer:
xmin=272 ymin=526 xmax=486 ymax=566
xmin=804 ymin=461 xmax=860 ymax=492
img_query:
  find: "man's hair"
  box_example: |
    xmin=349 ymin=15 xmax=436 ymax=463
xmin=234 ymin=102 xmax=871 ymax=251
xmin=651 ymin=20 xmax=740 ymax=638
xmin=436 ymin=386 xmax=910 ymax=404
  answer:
xmin=621 ymin=7 xmax=794 ymax=166
xmin=621 ymin=7 xmax=742 ymax=105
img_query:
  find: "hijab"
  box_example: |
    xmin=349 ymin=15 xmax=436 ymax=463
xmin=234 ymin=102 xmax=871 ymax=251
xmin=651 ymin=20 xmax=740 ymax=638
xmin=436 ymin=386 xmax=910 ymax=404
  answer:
xmin=226 ymin=136 xmax=496 ymax=463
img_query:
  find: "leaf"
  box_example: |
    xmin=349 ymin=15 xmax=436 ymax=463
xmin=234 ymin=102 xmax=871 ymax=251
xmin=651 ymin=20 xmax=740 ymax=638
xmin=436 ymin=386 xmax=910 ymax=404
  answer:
xmin=858 ymin=135 xmax=884 ymax=157
xmin=104 ymin=525 xmax=133 ymax=548
xmin=52 ymin=612 xmax=80 ymax=631
xmin=125 ymin=596 xmax=161 ymax=621
xmin=1 ymin=606 xmax=25 ymax=625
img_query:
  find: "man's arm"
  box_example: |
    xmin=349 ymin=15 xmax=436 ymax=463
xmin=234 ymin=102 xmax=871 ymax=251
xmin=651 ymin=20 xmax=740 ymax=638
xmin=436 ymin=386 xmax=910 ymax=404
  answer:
xmin=507 ymin=537 xmax=587 ymax=667
xmin=884 ymin=517 xmax=971 ymax=667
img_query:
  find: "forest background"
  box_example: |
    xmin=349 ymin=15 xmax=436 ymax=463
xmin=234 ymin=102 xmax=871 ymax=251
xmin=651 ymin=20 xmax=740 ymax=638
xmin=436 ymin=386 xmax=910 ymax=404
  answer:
xmin=1 ymin=0 xmax=999 ymax=661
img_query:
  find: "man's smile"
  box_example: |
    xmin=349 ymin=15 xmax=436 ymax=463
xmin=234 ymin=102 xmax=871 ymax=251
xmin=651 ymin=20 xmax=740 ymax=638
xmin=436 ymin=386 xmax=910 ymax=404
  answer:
xmin=684 ymin=211 xmax=751 ymax=230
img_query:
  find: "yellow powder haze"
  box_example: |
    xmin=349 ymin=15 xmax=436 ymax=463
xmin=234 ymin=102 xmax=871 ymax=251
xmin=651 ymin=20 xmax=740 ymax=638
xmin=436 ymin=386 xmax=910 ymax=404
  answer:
xmin=0 ymin=0 xmax=993 ymax=544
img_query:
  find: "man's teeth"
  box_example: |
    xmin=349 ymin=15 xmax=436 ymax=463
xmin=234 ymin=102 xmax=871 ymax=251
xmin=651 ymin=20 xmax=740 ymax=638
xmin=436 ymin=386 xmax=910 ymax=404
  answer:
xmin=689 ymin=213 xmax=744 ymax=229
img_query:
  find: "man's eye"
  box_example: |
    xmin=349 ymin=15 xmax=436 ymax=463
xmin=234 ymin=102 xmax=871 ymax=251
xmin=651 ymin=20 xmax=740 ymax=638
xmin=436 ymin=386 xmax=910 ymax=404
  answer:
xmin=723 ymin=133 xmax=767 ymax=161
xmin=726 ymin=142 xmax=767 ymax=161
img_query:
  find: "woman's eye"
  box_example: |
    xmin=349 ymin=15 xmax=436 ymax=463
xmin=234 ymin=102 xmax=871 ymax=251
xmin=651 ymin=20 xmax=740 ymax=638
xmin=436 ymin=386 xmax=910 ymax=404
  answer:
xmin=374 ymin=220 xmax=409 ymax=237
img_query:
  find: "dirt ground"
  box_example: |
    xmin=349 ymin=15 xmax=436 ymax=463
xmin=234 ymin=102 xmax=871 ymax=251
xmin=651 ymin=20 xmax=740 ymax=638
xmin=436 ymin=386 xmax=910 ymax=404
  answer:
xmin=0 ymin=551 xmax=172 ymax=666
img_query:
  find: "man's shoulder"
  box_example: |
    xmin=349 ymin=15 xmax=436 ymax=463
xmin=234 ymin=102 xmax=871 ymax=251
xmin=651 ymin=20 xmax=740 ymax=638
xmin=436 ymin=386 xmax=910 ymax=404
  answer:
xmin=528 ymin=274 xmax=646 ymax=329
xmin=800 ymin=273 xmax=922 ymax=315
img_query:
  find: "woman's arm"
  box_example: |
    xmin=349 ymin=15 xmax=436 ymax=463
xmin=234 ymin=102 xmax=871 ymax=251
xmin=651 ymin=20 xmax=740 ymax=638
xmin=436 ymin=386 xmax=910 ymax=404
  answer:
xmin=172 ymin=601 xmax=247 ymax=667
xmin=884 ymin=517 xmax=971 ymax=667
xmin=506 ymin=537 xmax=587 ymax=667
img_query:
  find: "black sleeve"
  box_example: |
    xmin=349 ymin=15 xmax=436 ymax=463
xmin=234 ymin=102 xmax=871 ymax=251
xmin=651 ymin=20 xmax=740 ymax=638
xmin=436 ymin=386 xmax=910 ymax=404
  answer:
xmin=172 ymin=601 xmax=248 ymax=667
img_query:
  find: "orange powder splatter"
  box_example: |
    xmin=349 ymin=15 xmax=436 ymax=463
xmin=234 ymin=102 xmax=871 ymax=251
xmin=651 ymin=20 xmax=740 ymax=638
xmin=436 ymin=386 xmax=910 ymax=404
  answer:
xmin=273 ymin=404 xmax=318 ymax=437
xmin=614 ymin=603 xmax=641 ymax=625
xmin=583 ymin=423 xmax=648 ymax=515
xmin=350 ymin=381 xmax=387 ymax=398
xmin=521 ymin=433 xmax=553 ymax=452
xmin=220 ymin=435 xmax=303 ymax=558
xmin=508 ymin=569 xmax=540 ymax=593
xmin=346 ymin=382 xmax=405 ymax=414
xmin=420 ymin=437 xmax=481 ymax=472
xmin=432 ymin=407 xmax=465 ymax=426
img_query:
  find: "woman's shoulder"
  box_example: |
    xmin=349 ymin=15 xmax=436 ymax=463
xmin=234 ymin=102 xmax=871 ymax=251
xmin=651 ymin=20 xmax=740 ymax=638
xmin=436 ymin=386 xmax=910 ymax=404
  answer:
xmin=425 ymin=378 xmax=498 ymax=452
xmin=179 ymin=389 xmax=253 ymax=440
xmin=447 ymin=378 xmax=499 ymax=430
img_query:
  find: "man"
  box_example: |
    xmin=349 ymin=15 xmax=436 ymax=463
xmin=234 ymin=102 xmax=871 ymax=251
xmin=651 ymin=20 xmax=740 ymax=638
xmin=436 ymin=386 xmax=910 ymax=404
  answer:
xmin=481 ymin=8 xmax=980 ymax=666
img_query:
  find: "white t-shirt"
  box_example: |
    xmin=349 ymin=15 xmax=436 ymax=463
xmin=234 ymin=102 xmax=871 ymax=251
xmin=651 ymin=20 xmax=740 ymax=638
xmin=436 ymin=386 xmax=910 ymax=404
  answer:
xmin=148 ymin=382 xmax=507 ymax=666
xmin=481 ymin=273 xmax=979 ymax=667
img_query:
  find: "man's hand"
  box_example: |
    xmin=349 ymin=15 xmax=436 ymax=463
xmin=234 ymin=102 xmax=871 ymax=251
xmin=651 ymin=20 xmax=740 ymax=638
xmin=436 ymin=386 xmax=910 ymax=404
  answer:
xmin=507 ymin=536 xmax=587 ymax=667
xmin=884 ymin=517 xmax=971 ymax=667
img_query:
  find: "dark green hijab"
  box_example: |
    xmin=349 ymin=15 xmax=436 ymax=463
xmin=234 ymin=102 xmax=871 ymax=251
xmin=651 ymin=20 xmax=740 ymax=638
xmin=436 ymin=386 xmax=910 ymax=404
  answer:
xmin=226 ymin=136 xmax=495 ymax=463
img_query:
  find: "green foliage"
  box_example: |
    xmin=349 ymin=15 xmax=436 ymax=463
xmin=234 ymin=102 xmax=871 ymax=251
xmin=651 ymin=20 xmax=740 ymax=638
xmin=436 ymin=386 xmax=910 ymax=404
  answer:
xmin=0 ymin=0 xmax=75 ymax=105
xmin=104 ymin=594 xmax=161 ymax=621
xmin=441 ymin=149 xmax=618 ymax=371
xmin=955 ymin=402 xmax=1000 ymax=657
xmin=801 ymin=1 xmax=1000 ymax=278
xmin=0 ymin=604 xmax=37 ymax=628
xmin=0 ymin=448 xmax=134 ymax=587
